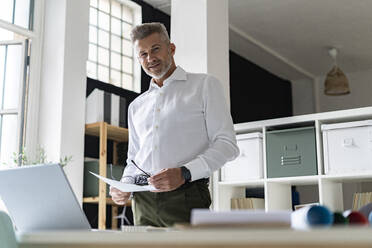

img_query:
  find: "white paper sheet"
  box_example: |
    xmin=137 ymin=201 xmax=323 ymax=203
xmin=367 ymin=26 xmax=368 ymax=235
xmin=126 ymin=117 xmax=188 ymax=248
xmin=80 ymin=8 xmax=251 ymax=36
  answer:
xmin=89 ymin=172 xmax=156 ymax=192
xmin=191 ymin=209 xmax=292 ymax=226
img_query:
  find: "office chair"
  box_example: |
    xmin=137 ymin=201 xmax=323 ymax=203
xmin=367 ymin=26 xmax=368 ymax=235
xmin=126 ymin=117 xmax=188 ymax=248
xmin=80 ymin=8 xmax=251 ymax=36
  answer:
xmin=0 ymin=211 xmax=18 ymax=248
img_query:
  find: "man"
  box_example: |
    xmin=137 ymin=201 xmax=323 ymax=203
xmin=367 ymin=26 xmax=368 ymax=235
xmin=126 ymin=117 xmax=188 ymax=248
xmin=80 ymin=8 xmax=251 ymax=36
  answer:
xmin=110 ymin=22 xmax=239 ymax=227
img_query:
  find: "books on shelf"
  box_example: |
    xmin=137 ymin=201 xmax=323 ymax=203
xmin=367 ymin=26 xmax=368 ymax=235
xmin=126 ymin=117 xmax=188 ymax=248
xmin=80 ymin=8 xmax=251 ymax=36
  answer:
xmin=231 ymin=197 xmax=265 ymax=210
xmin=352 ymin=192 xmax=372 ymax=210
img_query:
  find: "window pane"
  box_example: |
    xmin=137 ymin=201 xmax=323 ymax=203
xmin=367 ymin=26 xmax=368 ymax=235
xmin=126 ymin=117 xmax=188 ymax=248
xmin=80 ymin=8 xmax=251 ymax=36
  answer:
xmin=122 ymin=22 xmax=132 ymax=40
xmin=3 ymin=44 xmax=23 ymax=109
xmin=111 ymin=52 xmax=120 ymax=70
xmin=99 ymin=0 xmax=110 ymax=13
xmin=0 ymin=0 xmax=13 ymax=23
xmin=98 ymin=47 xmax=109 ymax=66
xmin=87 ymin=61 xmax=97 ymax=79
xmin=98 ymin=11 xmax=110 ymax=31
xmin=0 ymin=114 xmax=18 ymax=167
xmin=122 ymin=73 xmax=133 ymax=91
xmin=122 ymin=56 xmax=132 ymax=74
xmin=0 ymin=46 xmax=5 ymax=106
xmin=0 ymin=27 xmax=14 ymax=41
xmin=90 ymin=0 xmax=98 ymax=8
xmin=14 ymin=0 xmax=31 ymax=29
xmin=98 ymin=65 xmax=109 ymax=82
xmin=111 ymin=35 xmax=120 ymax=53
xmin=122 ymin=39 xmax=132 ymax=57
xmin=89 ymin=26 xmax=97 ymax=44
xmin=89 ymin=7 xmax=97 ymax=26
xmin=110 ymin=69 xmax=121 ymax=87
xmin=98 ymin=29 xmax=109 ymax=48
xmin=111 ymin=1 xmax=121 ymax=18
xmin=111 ymin=17 xmax=121 ymax=36
xmin=88 ymin=44 xmax=97 ymax=62
xmin=122 ymin=6 xmax=133 ymax=24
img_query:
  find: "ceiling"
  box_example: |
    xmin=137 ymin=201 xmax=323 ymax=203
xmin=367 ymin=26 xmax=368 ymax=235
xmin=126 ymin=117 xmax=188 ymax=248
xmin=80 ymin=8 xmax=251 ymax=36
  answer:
xmin=142 ymin=0 xmax=372 ymax=81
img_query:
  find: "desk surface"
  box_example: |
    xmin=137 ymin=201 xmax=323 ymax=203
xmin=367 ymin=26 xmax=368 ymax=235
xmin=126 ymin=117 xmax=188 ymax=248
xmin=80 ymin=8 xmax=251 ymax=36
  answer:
xmin=17 ymin=227 xmax=372 ymax=248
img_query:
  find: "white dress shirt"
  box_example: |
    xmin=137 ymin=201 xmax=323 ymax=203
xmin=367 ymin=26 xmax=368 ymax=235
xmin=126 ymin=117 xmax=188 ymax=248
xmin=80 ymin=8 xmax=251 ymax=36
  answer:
xmin=121 ymin=66 xmax=239 ymax=182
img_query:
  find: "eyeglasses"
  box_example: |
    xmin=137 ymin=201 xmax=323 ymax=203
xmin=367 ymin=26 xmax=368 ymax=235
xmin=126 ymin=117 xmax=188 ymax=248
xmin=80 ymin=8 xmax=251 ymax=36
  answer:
xmin=131 ymin=160 xmax=151 ymax=177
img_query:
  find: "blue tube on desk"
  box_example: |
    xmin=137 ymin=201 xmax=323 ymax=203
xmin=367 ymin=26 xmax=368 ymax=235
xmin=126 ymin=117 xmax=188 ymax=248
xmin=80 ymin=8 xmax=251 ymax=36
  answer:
xmin=369 ymin=211 xmax=372 ymax=226
xmin=291 ymin=205 xmax=334 ymax=230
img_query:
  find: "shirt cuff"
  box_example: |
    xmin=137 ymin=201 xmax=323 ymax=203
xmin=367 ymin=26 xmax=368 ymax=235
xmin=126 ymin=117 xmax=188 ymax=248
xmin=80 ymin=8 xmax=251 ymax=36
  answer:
xmin=183 ymin=158 xmax=210 ymax=182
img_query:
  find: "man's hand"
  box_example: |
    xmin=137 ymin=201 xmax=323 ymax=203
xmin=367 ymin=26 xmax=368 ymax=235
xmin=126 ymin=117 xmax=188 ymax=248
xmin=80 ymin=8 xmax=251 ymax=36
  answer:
xmin=148 ymin=168 xmax=185 ymax=192
xmin=109 ymin=187 xmax=131 ymax=205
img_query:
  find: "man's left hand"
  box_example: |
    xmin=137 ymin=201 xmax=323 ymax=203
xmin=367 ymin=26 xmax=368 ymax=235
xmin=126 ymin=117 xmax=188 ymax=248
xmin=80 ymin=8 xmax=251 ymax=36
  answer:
xmin=148 ymin=168 xmax=185 ymax=192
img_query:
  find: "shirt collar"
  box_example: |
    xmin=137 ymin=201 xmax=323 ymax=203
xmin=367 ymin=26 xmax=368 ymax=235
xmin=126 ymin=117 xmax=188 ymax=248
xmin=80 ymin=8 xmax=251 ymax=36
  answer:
xmin=149 ymin=66 xmax=187 ymax=89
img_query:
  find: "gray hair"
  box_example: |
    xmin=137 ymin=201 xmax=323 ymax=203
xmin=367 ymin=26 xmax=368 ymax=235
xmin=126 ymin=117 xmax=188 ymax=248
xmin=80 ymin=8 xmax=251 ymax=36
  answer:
xmin=130 ymin=22 xmax=170 ymax=44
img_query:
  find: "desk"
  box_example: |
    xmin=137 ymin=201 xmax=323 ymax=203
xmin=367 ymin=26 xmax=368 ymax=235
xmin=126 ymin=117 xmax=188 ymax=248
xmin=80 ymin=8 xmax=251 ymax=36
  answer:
xmin=17 ymin=227 xmax=372 ymax=248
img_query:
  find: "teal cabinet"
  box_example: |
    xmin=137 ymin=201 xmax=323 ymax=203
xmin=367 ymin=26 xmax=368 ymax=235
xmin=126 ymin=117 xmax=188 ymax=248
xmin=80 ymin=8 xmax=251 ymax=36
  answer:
xmin=266 ymin=126 xmax=317 ymax=178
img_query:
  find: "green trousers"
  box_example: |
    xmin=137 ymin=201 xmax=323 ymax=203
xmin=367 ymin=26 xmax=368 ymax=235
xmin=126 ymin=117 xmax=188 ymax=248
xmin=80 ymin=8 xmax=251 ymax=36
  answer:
xmin=132 ymin=180 xmax=211 ymax=227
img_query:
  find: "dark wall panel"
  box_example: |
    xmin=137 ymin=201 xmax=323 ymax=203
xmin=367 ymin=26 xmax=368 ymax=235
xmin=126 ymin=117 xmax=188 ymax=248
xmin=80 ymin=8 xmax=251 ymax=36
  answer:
xmin=229 ymin=51 xmax=293 ymax=123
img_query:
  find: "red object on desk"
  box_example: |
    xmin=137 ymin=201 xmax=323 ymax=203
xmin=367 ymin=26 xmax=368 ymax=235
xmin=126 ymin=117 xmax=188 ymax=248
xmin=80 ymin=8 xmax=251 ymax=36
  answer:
xmin=345 ymin=211 xmax=369 ymax=225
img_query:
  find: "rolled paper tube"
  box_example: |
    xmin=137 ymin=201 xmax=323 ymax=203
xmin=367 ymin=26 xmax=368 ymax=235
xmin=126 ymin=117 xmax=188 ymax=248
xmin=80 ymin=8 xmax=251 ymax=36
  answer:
xmin=345 ymin=211 xmax=368 ymax=225
xmin=291 ymin=205 xmax=333 ymax=229
xmin=358 ymin=202 xmax=372 ymax=219
xmin=369 ymin=211 xmax=372 ymax=226
xmin=333 ymin=212 xmax=347 ymax=225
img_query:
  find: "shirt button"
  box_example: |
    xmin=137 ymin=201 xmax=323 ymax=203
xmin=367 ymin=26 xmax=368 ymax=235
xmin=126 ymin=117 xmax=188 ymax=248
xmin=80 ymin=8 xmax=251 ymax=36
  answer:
xmin=155 ymin=125 xmax=159 ymax=129
xmin=156 ymin=108 xmax=160 ymax=112
xmin=154 ymin=145 xmax=158 ymax=150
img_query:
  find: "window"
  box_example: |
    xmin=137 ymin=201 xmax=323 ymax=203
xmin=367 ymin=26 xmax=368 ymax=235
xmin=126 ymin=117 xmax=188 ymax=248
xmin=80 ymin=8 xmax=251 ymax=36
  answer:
xmin=87 ymin=0 xmax=141 ymax=93
xmin=0 ymin=0 xmax=39 ymax=168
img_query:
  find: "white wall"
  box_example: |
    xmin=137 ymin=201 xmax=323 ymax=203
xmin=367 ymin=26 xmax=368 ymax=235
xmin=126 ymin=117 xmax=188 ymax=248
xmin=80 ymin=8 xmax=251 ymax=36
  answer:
xmin=291 ymin=78 xmax=315 ymax=115
xmin=38 ymin=0 xmax=89 ymax=203
xmin=315 ymin=68 xmax=372 ymax=112
xmin=171 ymin=0 xmax=230 ymax=105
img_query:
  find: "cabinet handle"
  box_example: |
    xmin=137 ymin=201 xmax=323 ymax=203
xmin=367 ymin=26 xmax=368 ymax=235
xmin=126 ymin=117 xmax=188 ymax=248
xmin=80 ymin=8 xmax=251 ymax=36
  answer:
xmin=343 ymin=138 xmax=354 ymax=148
xmin=281 ymin=156 xmax=301 ymax=166
xmin=284 ymin=144 xmax=298 ymax=151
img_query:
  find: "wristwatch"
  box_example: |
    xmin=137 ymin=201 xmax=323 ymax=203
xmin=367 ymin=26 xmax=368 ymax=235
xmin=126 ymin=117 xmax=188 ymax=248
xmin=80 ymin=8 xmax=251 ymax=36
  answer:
xmin=180 ymin=166 xmax=191 ymax=183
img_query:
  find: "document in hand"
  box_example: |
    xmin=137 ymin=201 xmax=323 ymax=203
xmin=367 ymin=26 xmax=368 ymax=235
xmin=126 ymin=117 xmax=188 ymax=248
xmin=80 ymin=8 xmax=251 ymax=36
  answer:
xmin=90 ymin=172 xmax=156 ymax=192
xmin=190 ymin=209 xmax=292 ymax=228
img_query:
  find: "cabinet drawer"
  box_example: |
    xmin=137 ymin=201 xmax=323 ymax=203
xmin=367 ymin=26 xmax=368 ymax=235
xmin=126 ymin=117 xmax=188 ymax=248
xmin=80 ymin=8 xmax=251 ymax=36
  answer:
xmin=266 ymin=126 xmax=317 ymax=178
xmin=322 ymin=120 xmax=372 ymax=175
xmin=222 ymin=133 xmax=263 ymax=181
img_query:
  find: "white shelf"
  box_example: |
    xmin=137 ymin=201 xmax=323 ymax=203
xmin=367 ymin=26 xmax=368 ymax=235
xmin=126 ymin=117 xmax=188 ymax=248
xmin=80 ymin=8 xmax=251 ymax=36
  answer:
xmin=218 ymin=179 xmax=264 ymax=187
xmin=266 ymin=175 xmax=319 ymax=185
xmin=215 ymin=106 xmax=372 ymax=212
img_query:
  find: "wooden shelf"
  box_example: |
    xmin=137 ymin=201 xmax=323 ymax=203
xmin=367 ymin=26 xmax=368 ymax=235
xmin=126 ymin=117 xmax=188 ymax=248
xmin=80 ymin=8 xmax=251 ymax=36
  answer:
xmin=84 ymin=121 xmax=129 ymax=230
xmin=83 ymin=197 xmax=132 ymax=206
xmin=85 ymin=122 xmax=128 ymax=142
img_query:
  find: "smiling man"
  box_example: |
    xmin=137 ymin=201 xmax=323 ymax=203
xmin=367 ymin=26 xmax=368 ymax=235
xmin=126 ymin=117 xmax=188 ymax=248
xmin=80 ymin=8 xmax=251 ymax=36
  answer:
xmin=110 ymin=22 xmax=239 ymax=227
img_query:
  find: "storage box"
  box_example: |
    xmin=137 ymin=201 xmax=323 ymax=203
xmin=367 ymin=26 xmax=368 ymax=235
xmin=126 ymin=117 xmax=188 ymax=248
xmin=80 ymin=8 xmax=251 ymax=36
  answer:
xmin=83 ymin=161 xmax=124 ymax=197
xmin=266 ymin=126 xmax=317 ymax=178
xmin=85 ymin=89 xmax=127 ymax=127
xmin=221 ymin=132 xmax=263 ymax=181
xmin=322 ymin=120 xmax=372 ymax=175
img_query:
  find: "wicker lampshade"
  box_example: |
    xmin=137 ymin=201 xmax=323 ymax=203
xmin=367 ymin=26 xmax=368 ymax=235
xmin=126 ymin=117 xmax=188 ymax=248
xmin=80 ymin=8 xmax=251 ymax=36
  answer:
xmin=324 ymin=66 xmax=350 ymax=95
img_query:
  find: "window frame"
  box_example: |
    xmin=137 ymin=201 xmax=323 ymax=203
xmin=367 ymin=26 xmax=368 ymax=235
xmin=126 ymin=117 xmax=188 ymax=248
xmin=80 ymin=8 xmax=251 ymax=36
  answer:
xmin=87 ymin=0 xmax=142 ymax=93
xmin=0 ymin=0 xmax=45 ymax=167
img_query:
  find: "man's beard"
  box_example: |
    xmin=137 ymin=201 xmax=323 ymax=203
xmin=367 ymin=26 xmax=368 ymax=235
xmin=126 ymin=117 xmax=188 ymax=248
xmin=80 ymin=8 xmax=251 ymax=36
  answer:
xmin=143 ymin=54 xmax=172 ymax=80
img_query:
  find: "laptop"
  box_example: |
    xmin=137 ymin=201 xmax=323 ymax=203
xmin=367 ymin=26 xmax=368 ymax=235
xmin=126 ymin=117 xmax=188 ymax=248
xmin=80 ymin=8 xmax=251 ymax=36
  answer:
xmin=0 ymin=164 xmax=91 ymax=232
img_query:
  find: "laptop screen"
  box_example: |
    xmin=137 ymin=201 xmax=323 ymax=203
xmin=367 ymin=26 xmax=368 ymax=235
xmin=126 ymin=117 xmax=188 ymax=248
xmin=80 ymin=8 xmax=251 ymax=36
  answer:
xmin=0 ymin=164 xmax=91 ymax=231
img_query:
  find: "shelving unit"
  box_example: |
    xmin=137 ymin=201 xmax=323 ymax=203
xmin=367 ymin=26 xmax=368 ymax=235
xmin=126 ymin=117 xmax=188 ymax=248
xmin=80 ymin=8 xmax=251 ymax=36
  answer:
xmin=215 ymin=106 xmax=372 ymax=212
xmin=83 ymin=122 xmax=129 ymax=230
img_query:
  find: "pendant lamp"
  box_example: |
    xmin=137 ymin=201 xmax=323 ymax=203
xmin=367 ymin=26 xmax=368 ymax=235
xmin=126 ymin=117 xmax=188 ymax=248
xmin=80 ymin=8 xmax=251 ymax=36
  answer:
xmin=324 ymin=48 xmax=350 ymax=95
